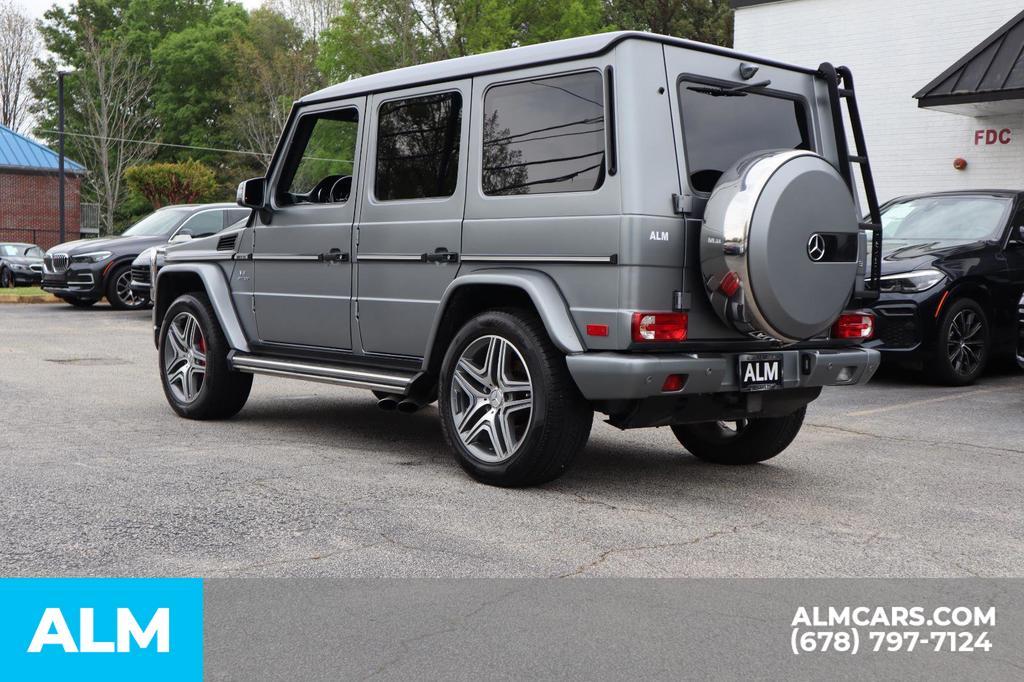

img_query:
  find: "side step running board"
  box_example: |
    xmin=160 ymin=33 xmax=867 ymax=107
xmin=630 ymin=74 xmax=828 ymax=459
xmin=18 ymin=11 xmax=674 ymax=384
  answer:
xmin=228 ymin=352 xmax=415 ymax=394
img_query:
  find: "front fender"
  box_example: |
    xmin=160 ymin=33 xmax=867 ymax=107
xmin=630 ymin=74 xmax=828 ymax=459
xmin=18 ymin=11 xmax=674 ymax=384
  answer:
xmin=154 ymin=263 xmax=250 ymax=353
xmin=421 ymin=268 xmax=584 ymax=371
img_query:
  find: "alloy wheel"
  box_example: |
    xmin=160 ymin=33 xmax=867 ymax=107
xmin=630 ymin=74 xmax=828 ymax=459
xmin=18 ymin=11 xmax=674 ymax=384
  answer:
xmin=115 ymin=270 xmax=141 ymax=307
xmin=450 ymin=335 xmax=534 ymax=464
xmin=163 ymin=312 xmax=207 ymax=403
xmin=947 ymin=308 xmax=984 ymax=376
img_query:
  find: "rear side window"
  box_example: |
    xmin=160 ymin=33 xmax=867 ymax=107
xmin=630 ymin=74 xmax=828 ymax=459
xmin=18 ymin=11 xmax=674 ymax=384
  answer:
xmin=482 ymin=72 xmax=606 ymax=196
xmin=374 ymin=92 xmax=462 ymax=201
xmin=178 ymin=210 xmax=223 ymax=238
xmin=678 ymin=80 xmax=812 ymax=193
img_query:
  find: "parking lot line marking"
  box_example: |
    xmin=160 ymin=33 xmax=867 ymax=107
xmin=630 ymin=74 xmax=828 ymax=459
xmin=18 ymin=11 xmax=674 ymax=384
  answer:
xmin=846 ymin=385 xmax=1017 ymax=417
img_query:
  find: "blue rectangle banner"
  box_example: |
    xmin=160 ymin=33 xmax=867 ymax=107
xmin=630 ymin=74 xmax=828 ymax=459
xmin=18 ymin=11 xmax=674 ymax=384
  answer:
xmin=0 ymin=578 xmax=202 ymax=681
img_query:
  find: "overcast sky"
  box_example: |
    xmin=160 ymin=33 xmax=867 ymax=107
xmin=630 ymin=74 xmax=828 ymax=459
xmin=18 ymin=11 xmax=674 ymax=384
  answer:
xmin=16 ymin=0 xmax=264 ymax=21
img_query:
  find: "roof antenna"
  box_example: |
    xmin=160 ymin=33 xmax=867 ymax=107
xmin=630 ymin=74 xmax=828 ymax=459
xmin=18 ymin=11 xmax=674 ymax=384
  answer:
xmin=739 ymin=63 xmax=759 ymax=81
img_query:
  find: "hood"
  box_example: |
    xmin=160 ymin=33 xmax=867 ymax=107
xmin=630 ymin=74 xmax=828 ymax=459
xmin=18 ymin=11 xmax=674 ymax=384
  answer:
xmin=47 ymin=234 xmax=168 ymax=257
xmin=878 ymin=238 xmax=988 ymax=276
xmin=2 ymin=254 xmax=43 ymax=266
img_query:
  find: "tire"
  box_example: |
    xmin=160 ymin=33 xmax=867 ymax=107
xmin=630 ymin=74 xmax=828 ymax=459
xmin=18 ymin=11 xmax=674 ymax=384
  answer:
xmin=438 ymin=309 xmax=593 ymax=487
xmin=925 ymin=298 xmax=989 ymax=386
xmin=0 ymin=267 xmax=12 ymax=288
xmin=671 ymin=407 xmax=806 ymax=465
xmin=62 ymin=296 xmax=98 ymax=308
xmin=158 ymin=292 xmax=252 ymax=420
xmin=105 ymin=264 xmax=147 ymax=310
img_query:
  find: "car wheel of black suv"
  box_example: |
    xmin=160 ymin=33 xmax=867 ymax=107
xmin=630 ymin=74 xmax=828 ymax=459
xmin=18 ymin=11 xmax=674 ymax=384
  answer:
xmin=439 ymin=309 xmax=593 ymax=487
xmin=60 ymin=296 xmax=98 ymax=308
xmin=106 ymin=264 xmax=147 ymax=310
xmin=0 ymin=267 xmax=12 ymax=288
xmin=159 ymin=293 xmax=252 ymax=420
xmin=671 ymin=407 xmax=806 ymax=465
xmin=927 ymin=298 xmax=989 ymax=386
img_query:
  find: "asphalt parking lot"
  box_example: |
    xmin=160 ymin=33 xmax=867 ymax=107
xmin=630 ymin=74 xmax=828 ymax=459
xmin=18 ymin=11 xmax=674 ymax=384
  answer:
xmin=2 ymin=303 xmax=1022 ymax=578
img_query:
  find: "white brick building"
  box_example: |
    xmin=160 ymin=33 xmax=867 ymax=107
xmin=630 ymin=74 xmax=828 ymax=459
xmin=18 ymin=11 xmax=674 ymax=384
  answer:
xmin=733 ymin=0 xmax=1024 ymax=203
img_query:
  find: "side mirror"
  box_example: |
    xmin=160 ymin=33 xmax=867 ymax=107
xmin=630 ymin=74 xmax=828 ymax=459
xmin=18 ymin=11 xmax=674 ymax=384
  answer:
xmin=168 ymin=233 xmax=192 ymax=245
xmin=237 ymin=177 xmax=266 ymax=209
xmin=1017 ymin=225 xmax=1024 ymax=242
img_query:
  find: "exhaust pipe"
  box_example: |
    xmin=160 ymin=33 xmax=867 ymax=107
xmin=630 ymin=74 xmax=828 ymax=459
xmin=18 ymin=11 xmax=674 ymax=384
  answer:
xmin=396 ymin=398 xmax=424 ymax=414
xmin=376 ymin=396 xmax=399 ymax=411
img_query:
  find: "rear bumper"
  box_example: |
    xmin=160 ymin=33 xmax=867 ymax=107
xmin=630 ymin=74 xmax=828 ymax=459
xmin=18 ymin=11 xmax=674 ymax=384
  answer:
xmin=566 ymin=347 xmax=880 ymax=400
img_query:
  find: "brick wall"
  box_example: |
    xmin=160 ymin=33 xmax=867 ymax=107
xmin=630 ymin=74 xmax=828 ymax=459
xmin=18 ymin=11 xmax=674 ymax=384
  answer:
xmin=0 ymin=170 xmax=83 ymax=250
xmin=734 ymin=0 xmax=1024 ymax=203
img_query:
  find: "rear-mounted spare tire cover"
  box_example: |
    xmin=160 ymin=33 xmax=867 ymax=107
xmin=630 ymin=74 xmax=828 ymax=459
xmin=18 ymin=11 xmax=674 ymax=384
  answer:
xmin=700 ymin=150 xmax=860 ymax=344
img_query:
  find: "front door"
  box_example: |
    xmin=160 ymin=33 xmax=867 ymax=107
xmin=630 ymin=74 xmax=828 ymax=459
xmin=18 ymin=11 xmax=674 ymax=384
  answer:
xmin=253 ymin=99 xmax=364 ymax=350
xmin=355 ymin=81 xmax=470 ymax=357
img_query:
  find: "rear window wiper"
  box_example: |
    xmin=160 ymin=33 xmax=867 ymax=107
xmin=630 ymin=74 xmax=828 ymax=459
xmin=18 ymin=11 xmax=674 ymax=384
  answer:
xmin=687 ymin=80 xmax=773 ymax=97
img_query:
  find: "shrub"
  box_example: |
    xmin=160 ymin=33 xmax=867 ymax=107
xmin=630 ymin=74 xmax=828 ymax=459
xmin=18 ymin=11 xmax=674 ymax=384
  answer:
xmin=124 ymin=160 xmax=219 ymax=208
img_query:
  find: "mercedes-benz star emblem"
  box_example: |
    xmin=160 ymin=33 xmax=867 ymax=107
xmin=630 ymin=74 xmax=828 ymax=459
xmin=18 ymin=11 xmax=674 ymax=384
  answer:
xmin=807 ymin=233 xmax=826 ymax=262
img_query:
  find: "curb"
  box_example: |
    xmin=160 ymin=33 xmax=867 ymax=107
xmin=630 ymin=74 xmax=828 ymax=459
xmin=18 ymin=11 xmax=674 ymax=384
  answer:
xmin=0 ymin=295 xmax=62 ymax=304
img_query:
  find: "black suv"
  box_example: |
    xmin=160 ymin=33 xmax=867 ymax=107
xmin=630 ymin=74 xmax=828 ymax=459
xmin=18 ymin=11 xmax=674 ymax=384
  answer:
xmin=43 ymin=204 xmax=249 ymax=309
xmin=866 ymin=190 xmax=1024 ymax=385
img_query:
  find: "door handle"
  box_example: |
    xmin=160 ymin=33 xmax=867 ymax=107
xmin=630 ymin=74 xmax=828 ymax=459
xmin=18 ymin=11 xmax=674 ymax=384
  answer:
xmin=319 ymin=248 xmax=349 ymax=263
xmin=421 ymin=248 xmax=459 ymax=263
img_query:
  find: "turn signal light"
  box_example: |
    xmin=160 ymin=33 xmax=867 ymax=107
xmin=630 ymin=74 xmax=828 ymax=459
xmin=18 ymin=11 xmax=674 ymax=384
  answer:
xmin=632 ymin=312 xmax=688 ymax=342
xmin=832 ymin=311 xmax=874 ymax=339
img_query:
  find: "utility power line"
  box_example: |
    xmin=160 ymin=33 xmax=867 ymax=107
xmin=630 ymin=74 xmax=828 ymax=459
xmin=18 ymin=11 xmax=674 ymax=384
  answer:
xmin=37 ymin=129 xmax=272 ymax=158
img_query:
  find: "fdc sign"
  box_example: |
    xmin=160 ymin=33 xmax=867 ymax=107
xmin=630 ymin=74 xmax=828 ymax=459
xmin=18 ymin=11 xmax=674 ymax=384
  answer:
xmin=0 ymin=578 xmax=202 ymax=681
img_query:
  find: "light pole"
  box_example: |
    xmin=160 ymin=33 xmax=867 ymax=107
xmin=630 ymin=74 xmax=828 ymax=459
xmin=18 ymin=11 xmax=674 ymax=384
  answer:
xmin=57 ymin=70 xmax=68 ymax=244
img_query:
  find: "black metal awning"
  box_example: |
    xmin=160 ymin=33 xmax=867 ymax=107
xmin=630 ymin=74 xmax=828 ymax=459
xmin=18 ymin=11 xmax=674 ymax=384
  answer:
xmin=914 ymin=9 xmax=1024 ymax=116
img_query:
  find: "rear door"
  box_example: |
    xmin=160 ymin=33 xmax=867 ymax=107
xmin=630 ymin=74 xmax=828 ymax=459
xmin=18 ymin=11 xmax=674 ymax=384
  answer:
xmin=252 ymin=99 xmax=364 ymax=350
xmin=355 ymin=82 xmax=470 ymax=357
xmin=664 ymin=47 xmax=825 ymax=341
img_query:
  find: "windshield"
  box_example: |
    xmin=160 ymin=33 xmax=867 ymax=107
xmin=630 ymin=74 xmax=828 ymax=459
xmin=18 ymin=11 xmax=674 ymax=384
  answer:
xmin=121 ymin=209 xmax=192 ymax=237
xmin=881 ymin=195 xmax=1012 ymax=242
xmin=25 ymin=246 xmax=43 ymax=258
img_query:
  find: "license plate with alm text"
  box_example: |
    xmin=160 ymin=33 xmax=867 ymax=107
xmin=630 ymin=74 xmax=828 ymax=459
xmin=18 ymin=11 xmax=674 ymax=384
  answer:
xmin=738 ymin=353 xmax=784 ymax=392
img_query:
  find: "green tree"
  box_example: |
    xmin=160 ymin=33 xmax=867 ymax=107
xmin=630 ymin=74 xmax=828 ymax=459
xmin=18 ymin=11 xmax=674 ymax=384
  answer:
xmin=125 ymin=160 xmax=218 ymax=208
xmin=227 ymin=8 xmax=321 ymax=160
xmin=606 ymin=0 xmax=733 ymax=47
xmin=317 ymin=0 xmax=608 ymax=82
xmin=31 ymin=0 xmax=225 ymax=160
xmin=150 ymin=3 xmax=248 ymax=157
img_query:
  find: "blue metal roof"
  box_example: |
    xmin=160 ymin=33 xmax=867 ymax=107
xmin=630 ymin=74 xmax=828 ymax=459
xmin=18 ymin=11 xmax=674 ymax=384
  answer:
xmin=0 ymin=124 xmax=86 ymax=174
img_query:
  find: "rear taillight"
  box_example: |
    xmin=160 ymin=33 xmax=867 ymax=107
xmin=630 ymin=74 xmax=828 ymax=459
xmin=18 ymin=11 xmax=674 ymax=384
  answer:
xmin=631 ymin=312 xmax=688 ymax=342
xmin=832 ymin=311 xmax=874 ymax=339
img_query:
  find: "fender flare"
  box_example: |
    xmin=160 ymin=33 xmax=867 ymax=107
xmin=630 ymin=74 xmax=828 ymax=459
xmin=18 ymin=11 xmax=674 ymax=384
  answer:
xmin=421 ymin=268 xmax=584 ymax=371
xmin=156 ymin=263 xmax=250 ymax=352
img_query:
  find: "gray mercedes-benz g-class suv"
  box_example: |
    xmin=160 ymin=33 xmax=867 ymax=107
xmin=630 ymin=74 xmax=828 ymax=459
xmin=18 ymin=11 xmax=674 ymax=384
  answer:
xmin=152 ymin=32 xmax=883 ymax=486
